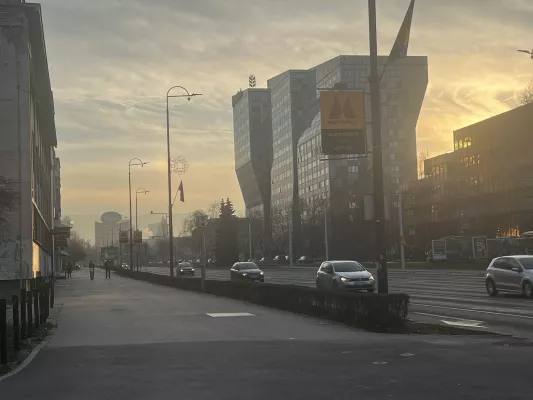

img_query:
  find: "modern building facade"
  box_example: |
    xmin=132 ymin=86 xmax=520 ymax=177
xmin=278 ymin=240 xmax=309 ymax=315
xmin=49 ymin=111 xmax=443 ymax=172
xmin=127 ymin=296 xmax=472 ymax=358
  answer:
xmin=404 ymin=102 xmax=533 ymax=248
xmin=297 ymin=55 xmax=428 ymax=259
xmin=232 ymin=88 xmax=273 ymax=250
xmin=232 ymin=55 xmax=428 ymax=259
xmin=0 ymin=1 xmax=58 ymax=297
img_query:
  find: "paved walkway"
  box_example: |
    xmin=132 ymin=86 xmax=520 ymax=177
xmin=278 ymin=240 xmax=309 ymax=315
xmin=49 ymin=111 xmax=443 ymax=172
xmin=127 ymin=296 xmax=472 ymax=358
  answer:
xmin=0 ymin=268 xmax=532 ymax=399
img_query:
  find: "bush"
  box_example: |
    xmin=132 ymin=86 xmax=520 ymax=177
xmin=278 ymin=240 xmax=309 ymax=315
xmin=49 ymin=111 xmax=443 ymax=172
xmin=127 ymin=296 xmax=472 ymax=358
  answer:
xmin=112 ymin=268 xmax=409 ymax=331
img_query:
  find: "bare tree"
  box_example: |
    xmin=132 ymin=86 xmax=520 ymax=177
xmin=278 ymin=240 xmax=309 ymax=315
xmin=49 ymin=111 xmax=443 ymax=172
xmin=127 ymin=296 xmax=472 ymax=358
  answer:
xmin=271 ymin=206 xmax=289 ymax=254
xmin=0 ymin=176 xmax=18 ymax=237
xmin=181 ymin=209 xmax=207 ymax=236
xmin=518 ymin=79 xmax=533 ymax=106
xmin=206 ymin=201 xmax=220 ymax=219
xmin=417 ymin=148 xmax=429 ymax=180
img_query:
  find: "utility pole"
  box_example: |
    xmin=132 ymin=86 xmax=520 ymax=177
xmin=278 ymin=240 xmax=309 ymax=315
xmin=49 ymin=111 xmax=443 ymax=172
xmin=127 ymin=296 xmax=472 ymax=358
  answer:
xmin=399 ymin=191 xmax=406 ymax=270
xmin=288 ymin=216 xmax=293 ymax=268
xmin=368 ymin=0 xmax=388 ymax=293
xmin=324 ymin=202 xmax=329 ymax=260
xmin=248 ymin=217 xmax=253 ymax=260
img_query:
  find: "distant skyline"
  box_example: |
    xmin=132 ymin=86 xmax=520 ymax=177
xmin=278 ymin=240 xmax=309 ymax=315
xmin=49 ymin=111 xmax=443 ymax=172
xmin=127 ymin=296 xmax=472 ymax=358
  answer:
xmin=42 ymin=0 xmax=533 ymax=239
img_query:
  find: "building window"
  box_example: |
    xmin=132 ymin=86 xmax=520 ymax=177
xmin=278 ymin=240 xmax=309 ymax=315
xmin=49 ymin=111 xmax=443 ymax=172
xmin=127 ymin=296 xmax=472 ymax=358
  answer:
xmin=391 ymin=165 xmax=400 ymax=172
xmin=389 ymin=118 xmax=398 ymax=126
xmin=389 ymin=142 xmax=399 ymax=149
xmin=390 ymin=153 xmax=396 ymax=161
xmin=348 ymin=166 xmax=359 ymax=173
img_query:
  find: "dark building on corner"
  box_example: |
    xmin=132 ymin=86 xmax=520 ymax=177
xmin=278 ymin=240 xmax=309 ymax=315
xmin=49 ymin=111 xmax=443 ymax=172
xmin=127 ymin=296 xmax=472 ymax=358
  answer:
xmin=404 ymin=102 xmax=533 ymax=248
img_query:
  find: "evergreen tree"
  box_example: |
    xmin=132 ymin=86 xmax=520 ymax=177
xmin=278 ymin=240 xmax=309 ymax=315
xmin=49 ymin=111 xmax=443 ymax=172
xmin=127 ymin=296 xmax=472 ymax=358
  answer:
xmin=215 ymin=198 xmax=239 ymax=266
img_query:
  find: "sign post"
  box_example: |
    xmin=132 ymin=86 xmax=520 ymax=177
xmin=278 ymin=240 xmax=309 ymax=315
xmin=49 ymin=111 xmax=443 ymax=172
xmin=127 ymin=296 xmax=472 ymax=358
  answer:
xmin=196 ymin=215 xmax=209 ymax=291
xmin=320 ymin=90 xmax=366 ymax=156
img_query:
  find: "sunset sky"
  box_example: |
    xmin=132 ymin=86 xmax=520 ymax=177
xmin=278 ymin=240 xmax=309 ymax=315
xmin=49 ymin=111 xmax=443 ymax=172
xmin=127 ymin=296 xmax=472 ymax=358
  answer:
xmin=42 ymin=0 xmax=533 ymax=239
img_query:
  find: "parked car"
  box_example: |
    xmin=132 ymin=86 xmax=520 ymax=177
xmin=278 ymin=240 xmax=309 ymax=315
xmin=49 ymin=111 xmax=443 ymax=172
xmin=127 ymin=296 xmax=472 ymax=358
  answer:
xmin=273 ymin=255 xmax=287 ymax=264
xmin=298 ymin=256 xmax=314 ymax=264
xmin=259 ymin=257 xmax=271 ymax=265
xmin=316 ymin=260 xmax=375 ymax=292
xmin=485 ymin=255 xmax=533 ymax=298
xmin=230 ymin=262 xmax=264 ymax=282
xmin=178 ymin=262 xmax=195 ymax=277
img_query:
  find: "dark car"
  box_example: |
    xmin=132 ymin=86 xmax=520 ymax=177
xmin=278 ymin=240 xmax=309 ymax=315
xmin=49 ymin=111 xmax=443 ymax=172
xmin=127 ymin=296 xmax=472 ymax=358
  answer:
xmin=230 ymin=262 xmax=264 ymax=282
xmin=178 ymin=262 xmax=195 ymax=277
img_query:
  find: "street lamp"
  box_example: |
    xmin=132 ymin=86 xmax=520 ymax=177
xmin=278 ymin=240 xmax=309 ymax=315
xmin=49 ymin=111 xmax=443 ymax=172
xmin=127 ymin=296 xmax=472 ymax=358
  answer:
xmin=135 ymin=188 xmax=150 ymax=230
xmin=517 ymin=49 xmax=533 ymax=59
xmin=129 ymin=158 xmax=149 ymax=271
xmin=135 ymin=188 xmax=149 ymax=271
xmin=166 ymin=85 xmax=202 ymax=277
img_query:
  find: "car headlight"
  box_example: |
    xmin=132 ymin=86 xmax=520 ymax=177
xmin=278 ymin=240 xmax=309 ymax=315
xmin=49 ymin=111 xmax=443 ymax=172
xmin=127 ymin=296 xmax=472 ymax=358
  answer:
xmin=369 ymin=275 xmax=374 ymax=281
xmin=340 ymin=276 xmax=349 ymax=282
xmin=191 ymin=268 xmax=195 ymax=272
xmin=241 ymin=272 xmax=248 ymax=276
xmin=180 ymin=269 xmax=184 ymax=272
xmin=260 ymin=271 xmax=264 ymax=275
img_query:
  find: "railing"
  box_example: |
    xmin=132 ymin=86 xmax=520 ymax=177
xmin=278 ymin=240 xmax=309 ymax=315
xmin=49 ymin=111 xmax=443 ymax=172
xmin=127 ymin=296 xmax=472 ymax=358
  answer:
xmin=0 ymin=282 xmax=54 ymax=367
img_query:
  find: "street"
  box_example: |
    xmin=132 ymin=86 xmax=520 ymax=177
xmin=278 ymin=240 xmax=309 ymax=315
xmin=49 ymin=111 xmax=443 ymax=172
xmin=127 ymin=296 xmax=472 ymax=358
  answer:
xmin=143 ymin=265 xmax=533 ymax=338
xmin=1 ymin=267 xmax=533 ymax=399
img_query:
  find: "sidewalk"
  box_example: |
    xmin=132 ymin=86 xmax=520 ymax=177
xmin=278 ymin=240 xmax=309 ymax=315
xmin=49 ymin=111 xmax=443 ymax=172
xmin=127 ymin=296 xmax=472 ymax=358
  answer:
xmin=0 ymin=267 xmax=531 ymax=399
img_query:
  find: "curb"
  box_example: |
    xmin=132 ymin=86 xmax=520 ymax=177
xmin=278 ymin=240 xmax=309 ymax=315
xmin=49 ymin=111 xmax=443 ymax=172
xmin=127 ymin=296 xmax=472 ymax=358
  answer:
xmin=0 ymin=305 xmax=61 ymax=383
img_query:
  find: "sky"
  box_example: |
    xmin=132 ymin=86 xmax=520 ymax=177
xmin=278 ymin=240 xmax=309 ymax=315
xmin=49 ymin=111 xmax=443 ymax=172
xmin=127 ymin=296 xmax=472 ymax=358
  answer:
xmin=40 ymin=0 xmax=533 ymax=240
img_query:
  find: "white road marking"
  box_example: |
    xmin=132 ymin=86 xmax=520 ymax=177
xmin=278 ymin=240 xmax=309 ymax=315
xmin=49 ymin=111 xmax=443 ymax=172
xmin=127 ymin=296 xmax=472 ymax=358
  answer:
xmin=441 ymin=319 xmax=487 ymax=328
xmin=206 ymin=312 xmax=255 ymax=317
xmin=412 ymin=303 xmax=533 ymax=320
xmin=413 ymin=311 xmax=485 ymax=325
xmin=401 ymin=353 xmax=415 ymax=357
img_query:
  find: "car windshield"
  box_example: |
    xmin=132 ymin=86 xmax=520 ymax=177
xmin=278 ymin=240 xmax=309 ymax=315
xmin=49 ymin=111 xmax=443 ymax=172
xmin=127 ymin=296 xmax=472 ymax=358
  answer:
xmin=333 ymin=262 xmax=365 ymax=272
xmin=518 ymin=258 xmax=533 ymax=270
xmin=180 ymin=263 xmax=192 ymax=267
xmin=239 ymin=263 xmax=258 ymax=270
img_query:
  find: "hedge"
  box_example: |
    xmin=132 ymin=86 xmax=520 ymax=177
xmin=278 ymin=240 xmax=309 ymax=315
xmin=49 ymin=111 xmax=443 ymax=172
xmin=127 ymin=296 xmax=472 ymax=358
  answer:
xmin=112 ymin=268 xmax=409 ymax=331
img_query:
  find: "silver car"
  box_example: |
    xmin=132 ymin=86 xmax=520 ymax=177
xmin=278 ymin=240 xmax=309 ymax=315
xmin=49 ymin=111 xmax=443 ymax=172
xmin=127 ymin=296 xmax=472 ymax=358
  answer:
xmin=316 ymin=260 xmax=375 ymax=292
xmin=485 ymin=255 xmax=533 ymax=298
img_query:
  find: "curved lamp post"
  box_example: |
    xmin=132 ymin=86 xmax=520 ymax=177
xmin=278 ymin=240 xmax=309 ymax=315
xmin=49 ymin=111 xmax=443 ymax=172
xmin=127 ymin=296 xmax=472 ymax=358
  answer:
xmin=135 ymin=188 xmax=149 ymax=271
xmin=129 ymin=158 xmax=149 ymax=270
xmin=166 ymin=86 xmax=202 ymax=277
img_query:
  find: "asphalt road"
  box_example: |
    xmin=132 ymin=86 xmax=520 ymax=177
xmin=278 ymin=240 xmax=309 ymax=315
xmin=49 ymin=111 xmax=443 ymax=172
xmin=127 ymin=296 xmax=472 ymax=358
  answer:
xmin=2 ymin=267 xmax=533 ymax=399
xmin=142 ymin=265 xmax=533 ymax=338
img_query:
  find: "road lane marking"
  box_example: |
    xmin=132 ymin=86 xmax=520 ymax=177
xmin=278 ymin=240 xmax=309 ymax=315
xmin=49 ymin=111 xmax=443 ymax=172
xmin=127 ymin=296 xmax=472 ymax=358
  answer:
xmin=413 ymin=311 xmax=487 ymax=328
xmin=412 ymin=303 xmax=533 ymax=320
xmin=206 ymin=313 xmax=255 ymax=317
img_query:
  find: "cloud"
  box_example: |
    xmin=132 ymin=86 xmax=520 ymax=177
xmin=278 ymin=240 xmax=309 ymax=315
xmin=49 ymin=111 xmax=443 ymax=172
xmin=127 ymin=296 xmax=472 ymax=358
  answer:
xmin=38 ymin=0 xmax=533 ymax=238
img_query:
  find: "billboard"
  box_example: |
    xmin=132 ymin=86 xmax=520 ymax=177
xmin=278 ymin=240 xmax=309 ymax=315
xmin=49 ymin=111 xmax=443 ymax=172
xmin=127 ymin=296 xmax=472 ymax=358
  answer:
xmin=119 ymin=230 xmax=128 ymax=244
xmin=320 ymin=90 xmax=366 ymax=155
xmin=472 ymin=236 xmax=488 ymax=260
xmin=101 ymin=246 xmax=118 ymax=260
xmin=431 ymin=239 xmax=447 ymax=261
xmin=133 ymin=230 xmax=143 ymax=244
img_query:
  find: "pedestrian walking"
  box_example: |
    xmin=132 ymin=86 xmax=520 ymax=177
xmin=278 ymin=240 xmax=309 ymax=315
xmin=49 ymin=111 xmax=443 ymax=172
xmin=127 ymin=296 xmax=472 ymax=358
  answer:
xmin=67 ymin=262 xmax=73 ymax=279
xmin=105 ymin=260 xmax=111 ymax=279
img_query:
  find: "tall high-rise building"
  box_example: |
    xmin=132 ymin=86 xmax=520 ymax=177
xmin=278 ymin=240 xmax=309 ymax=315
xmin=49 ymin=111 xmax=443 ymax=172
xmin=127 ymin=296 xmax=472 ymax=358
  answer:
xmin=298 ymin=55 xmax=428 ymax=259
xmin=232 ymin=88 xmax=273 ymax=245
xmin=232 ymin=54 xmax=428 ymax=259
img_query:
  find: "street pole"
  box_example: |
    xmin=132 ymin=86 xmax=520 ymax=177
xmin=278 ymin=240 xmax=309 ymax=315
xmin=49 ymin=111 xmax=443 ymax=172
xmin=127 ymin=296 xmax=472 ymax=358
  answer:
xmin=128 ymin=166 xmax=133 ymax=271
xmin=248 ymin=218 xmax=252 ymax=260
xmin=166 ymin=92 xmax=175 ymax=278
xmin=399 ymin=191 xmax=406 ymax=270
xmin=166 ymin=86 xmax=202 ymax=277
xmin=324 ymin=202 xmax=329 ymax=260
xmin=288 ymin=217 xmax=293 ymax=268
xmin=368 ymin=0 xmax=388 ymax=293
xmin=129 ymin=159 xmax=148 ymax=271
xmin=202 ymin=228 xmax=207 ymax=292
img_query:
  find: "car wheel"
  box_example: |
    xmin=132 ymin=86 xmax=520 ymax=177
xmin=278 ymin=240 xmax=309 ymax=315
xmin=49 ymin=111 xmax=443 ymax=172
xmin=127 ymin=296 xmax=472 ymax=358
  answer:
xmin=523 ymin=281 xmax=533 ymax=298
xmin=367 ymin=288 xmax=375 ymax=293
xmin=486 ymin=279 xmax=498 ymax=297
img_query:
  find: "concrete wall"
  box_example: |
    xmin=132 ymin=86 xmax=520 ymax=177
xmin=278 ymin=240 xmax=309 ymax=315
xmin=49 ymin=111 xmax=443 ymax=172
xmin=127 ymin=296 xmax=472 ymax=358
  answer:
xmin=0 ymin=10 xmax=33 ymax=281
